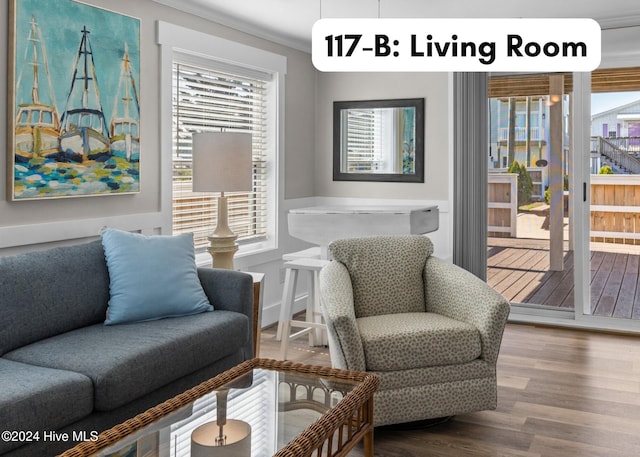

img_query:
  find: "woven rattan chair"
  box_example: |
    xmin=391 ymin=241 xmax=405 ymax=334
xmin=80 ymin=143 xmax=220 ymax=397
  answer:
xmin=318 ymin=235 xmax=510 ymax=427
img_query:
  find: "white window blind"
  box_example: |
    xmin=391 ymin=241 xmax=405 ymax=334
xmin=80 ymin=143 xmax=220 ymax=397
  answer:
xmin=342 ymin=109 xmax=383 ymax=172
xmin=169 ymin=370 xmax=275 ymax=457
xmin=172 ymin=61 xmax=269 ymax=251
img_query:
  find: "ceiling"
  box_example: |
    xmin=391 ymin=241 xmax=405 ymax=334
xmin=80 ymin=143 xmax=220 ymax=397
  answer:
xmin=152 ymin=0 xmax=640 ymax=52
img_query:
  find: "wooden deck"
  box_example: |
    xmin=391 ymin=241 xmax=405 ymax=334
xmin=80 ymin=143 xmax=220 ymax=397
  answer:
xmin=488 ymin=237 xmax=640 ymax=319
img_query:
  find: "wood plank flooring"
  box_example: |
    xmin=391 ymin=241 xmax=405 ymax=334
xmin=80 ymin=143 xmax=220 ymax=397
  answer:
xmin=259 ymin=322 xmax=640 ymax=456
xmin=488 ymin=237 xmax=640 ymax=318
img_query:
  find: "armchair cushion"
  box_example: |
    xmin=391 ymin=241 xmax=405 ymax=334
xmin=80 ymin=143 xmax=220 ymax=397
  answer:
xmin=329 ymin=236 xmax=433 ymax=317
xmin=356 ymin=312 xmax=482 ymax=371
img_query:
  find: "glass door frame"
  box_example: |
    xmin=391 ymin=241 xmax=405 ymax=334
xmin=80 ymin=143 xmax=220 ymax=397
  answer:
xmin=486 ymin=71 xmax=640 ymax=332
xmin=486 ymin=72 xmax=577 ymax=319
xmin=573 ymin=71 xmax=640 ymax=332
xmin=571 ymin=72 xmax=592 ymax=319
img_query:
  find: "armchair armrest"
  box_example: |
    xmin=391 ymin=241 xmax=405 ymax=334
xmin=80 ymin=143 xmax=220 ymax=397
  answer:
xmin=197 ymin=268 xmax=254 ymax=357
xmin=319 ymin=261 xmax=366 ymax=371
xmin=424 ymin=257 xmax=510 ymax=364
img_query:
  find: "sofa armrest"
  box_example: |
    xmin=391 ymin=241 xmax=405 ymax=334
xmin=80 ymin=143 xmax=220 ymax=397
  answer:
xmin=319 ymin=261 xmax=366 ymax=371
xmin=424 ymin=256 xmax=510 ymax=364
xmin=197 ymin=268 xmax=254 ymax=357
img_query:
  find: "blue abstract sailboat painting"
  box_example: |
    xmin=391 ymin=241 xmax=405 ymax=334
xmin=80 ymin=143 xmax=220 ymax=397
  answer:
xmin=10 ymin=0 xmax=140 ymax=200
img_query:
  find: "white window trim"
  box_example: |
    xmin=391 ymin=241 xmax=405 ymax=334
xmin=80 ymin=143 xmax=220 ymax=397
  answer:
xmin=157 ymin=21 xmax=286 ymax=267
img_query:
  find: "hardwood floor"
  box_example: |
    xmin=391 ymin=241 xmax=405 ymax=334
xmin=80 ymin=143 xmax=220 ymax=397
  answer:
xmin=488 ymin=237 xmax=640 ymax=319
xmin=259 ymin=322 xmax=640 ymax=456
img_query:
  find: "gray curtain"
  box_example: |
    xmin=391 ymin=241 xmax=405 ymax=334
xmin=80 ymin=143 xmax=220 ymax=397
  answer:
xmin=453 ymin=72 xmax=488 ymax=280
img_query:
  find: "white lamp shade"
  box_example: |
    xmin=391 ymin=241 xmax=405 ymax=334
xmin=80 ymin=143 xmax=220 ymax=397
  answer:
xmin=191 ymin=420 xmax=252 ymax=457
xmin=192 ymin=132 xmax=252 ymax=193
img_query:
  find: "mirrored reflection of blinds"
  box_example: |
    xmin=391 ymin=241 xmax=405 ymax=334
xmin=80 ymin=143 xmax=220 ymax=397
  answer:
xmin=344 ymin=109 xmax=383 ymax=172
xmin=169 ymin=370 xmax=275 ymax=457
xmin=172 ymin=61 xmax=269 ymax=251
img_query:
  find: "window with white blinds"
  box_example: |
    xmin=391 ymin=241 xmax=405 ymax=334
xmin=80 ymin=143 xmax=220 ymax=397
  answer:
xmin=172 ymin=61 xmax=269 ymax=251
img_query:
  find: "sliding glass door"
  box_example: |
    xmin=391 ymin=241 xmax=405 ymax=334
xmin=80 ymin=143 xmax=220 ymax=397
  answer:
xmin=485 ymin=68 xmax=640 ymax=329
xmin=586 ymin=67 xmax=640 ymax=321
xmin=487 ymin=73 xmax=576 ymax=315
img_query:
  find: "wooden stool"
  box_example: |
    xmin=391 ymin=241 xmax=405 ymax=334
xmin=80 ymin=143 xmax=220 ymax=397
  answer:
xmin=277 ymin=257 xmax=330 ymax=360
xmin=281 ymin=246 xmax=322 ymax=261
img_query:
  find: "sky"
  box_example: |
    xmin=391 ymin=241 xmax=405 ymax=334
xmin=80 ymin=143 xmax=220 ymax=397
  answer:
xmin=591 ymin=91 xmax=640 ymax=115
xmin=13 ymin=0 xmax=140 ymax=124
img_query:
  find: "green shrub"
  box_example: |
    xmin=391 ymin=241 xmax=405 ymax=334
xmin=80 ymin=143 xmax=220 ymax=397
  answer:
xmin=544 ymin=175 xmax=569 ymax=204
xmin=508 ymin=160 xmax=533 ymax=206
xmin=598 ymin=165 xmax=614 ymax=174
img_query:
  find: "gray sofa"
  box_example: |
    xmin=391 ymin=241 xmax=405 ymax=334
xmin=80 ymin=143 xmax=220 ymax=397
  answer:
xmin=0 ymin=240 xmax=254 ymax=457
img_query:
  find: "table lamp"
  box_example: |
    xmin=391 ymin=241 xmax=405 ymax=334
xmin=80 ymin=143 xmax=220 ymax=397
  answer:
xmin=192 ymin=132 xmax=252 ymax=269
xmin=191 ymin=389 xmax=252 ymax=457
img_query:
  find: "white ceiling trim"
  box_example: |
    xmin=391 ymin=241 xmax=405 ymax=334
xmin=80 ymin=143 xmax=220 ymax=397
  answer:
xmin=598 ymin=15 xmax=640 ymax=30
xmin=151 ymin=0 xmax=312 ymax=52
xmin=152 ymin=0 xmax=640 ymax=56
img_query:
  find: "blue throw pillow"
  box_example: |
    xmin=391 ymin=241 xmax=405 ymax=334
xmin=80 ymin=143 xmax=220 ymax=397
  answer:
xmin=101 ymin=228 xmax=213 ymax=325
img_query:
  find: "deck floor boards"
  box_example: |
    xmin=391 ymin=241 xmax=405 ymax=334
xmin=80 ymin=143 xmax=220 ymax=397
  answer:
xmin=488 ymin=237 xmax=640 ymax=319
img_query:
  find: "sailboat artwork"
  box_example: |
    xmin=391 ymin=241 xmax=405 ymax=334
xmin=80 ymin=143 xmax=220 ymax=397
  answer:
xmin=14 ymin=15 xmax=60 ymax=162
xmin=59 ymin=25 xmax=112 ymax=163
xmin=9 ymin=0 xmax=140 ymax=200
xmin=109 ymin=43 xmax=140 ymax=162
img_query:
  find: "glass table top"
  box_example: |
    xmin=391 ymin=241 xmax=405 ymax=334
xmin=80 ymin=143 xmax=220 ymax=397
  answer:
xmin=89 ymin=367 xmax=361 ymax=457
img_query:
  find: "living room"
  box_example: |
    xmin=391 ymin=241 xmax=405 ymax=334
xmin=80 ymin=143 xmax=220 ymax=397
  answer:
xmin=0 ymin=0 xmax=450 ymax=326
xmin=3 ymin=0 xmax=639 ymax=330
xmin=1 ymin=0 xmax=640 ymax=456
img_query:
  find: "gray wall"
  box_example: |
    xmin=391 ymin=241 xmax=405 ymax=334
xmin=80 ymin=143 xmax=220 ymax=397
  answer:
xmin=0 ymin=0 xmax=453 ymax=324
xmin=315 ymin=72 xmax=450 ymax=200
xmin=0 ymin=0 xmax=317 ymax=244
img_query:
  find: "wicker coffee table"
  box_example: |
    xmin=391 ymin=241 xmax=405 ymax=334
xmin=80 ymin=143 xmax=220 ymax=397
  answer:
xmin=59 ymin=358 xmax=379 ymax=457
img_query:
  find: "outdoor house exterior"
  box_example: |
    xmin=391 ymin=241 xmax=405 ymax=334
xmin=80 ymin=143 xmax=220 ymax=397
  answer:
xmin=488 ymin=95 xmax=571 ymax=200
xmin=592 ymin=98 xmax=640 ymax=139
xmin=590 ymin=98 xmax=640 ymax=173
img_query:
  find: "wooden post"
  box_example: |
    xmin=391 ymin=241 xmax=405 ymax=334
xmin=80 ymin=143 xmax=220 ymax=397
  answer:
xmin=549 ymin=75 xmax=564 ymax=271
xmin=508 ymin=97 xmax=517 ymax=166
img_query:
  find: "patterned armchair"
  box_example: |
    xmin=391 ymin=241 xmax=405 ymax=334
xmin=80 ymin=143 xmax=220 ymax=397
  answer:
xmin=318 ymin=235 xmax=510 ymax=427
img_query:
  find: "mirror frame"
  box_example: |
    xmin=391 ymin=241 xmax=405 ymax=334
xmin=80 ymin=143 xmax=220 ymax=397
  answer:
xmin=333 ymin=97 xmax=425 ymax=183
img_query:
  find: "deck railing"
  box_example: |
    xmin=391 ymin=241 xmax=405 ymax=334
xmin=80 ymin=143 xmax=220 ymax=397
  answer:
xmin=488 ymin=172 xmax=518 ymax=238
xmin=490 ymin=172 xmax=640 ymax=245
xmin=498 ymin=126 xmax=543 ymax=142
xmin=591 ymin=174 xmax=640 ymax=245
xmin=600 ymin=136 xmax=640 ymax=154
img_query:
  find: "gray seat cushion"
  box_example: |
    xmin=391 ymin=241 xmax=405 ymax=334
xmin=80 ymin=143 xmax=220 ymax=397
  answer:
xmin=0 ymin=359 xmax=93 ymax=454
xmin=4 ymin=310 xmax=248 ymax=411
xmin=356 ymin=312 xmax=482 ymax=371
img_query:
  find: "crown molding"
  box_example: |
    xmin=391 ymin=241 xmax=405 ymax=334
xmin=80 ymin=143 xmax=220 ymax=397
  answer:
xmin=151 ymin=1 xmax=640 ymax=56
xmin=151 ymin=0 xmax=312 ymax=53
xmin=597 ymin=14 xmax=640 ymax=30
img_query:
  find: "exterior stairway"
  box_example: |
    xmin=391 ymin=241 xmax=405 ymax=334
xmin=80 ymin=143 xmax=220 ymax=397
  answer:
xmin=592 ymin=136 xmax=640 ymax=174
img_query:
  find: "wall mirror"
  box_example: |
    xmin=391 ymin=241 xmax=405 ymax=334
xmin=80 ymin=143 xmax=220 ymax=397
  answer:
xmin=333 ymin=98 xmax=424 ymax=182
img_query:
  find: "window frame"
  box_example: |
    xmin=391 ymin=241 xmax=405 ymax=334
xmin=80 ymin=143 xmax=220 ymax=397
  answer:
xmin=171 ymin=58 xmax=270 ymax=250
xmin=158 ymin=21 xmax=286 ymax=267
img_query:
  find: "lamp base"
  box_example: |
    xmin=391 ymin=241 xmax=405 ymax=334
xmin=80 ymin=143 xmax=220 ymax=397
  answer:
xmin=207 ymin=234 xmax=239 ymax=270
xmin=207 ymin=194 xmax=239 ymax=270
